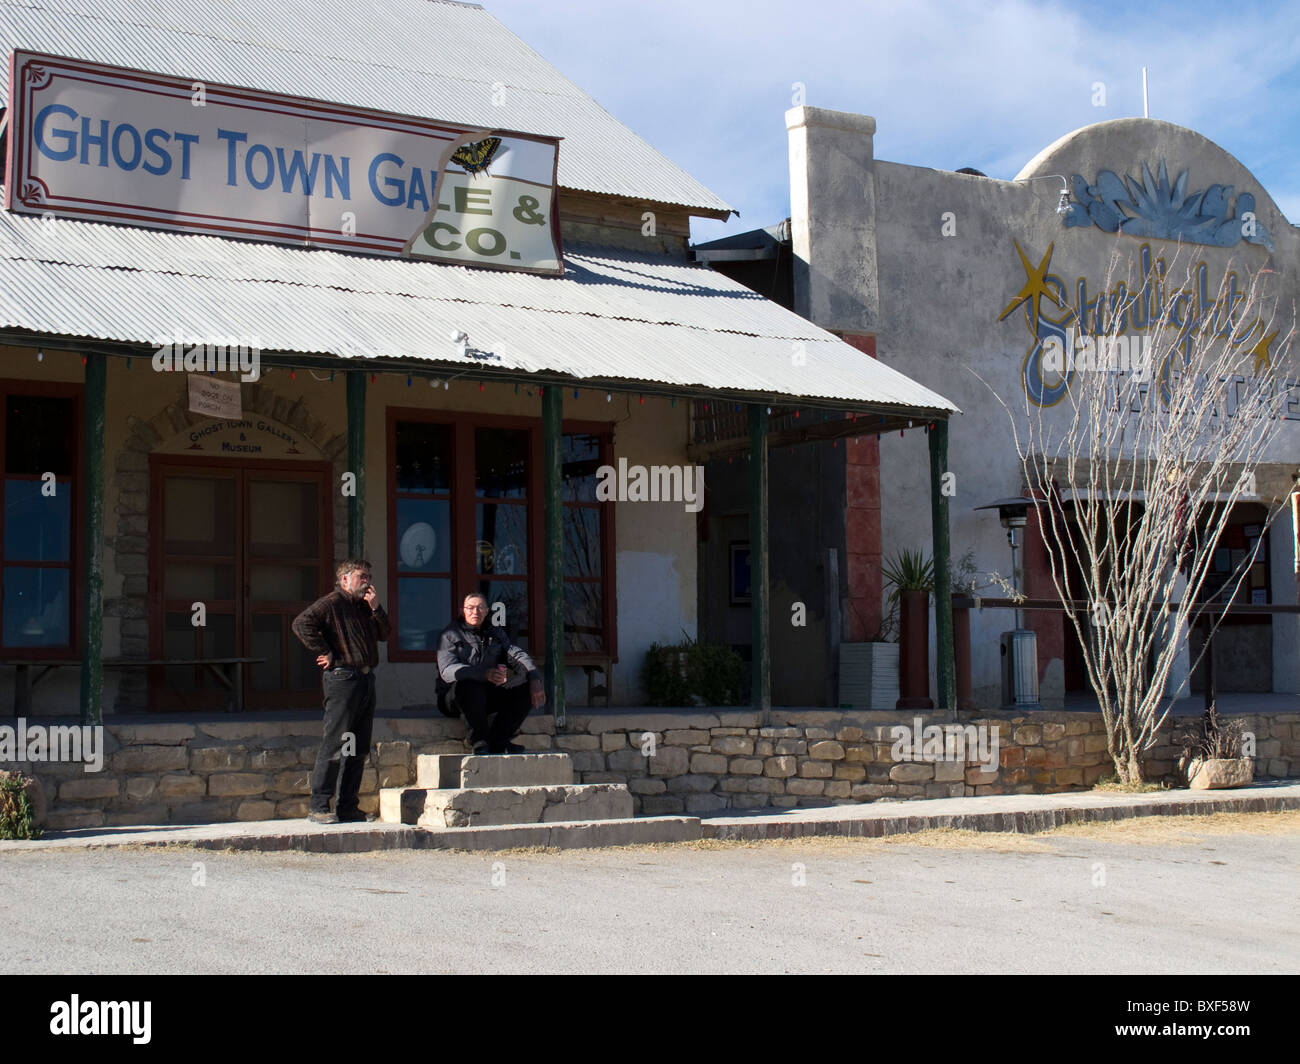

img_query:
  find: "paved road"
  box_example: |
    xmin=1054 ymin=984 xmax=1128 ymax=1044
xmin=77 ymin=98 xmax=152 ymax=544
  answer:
xmin=3 ymin=825 xmax=1297 ymax=974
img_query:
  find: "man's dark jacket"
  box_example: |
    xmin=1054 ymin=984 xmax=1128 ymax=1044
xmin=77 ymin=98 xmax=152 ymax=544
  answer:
xmin=435 ymin=619 xmax=540 ymax=701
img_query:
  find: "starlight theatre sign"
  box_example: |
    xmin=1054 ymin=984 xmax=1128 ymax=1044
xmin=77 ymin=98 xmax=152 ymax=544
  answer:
xmin=5 ymin=51 xmax=564 ymax=275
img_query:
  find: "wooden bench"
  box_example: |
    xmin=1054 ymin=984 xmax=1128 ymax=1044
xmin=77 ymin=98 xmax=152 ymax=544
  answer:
xmin=2 ymin=657 xmax=265 ymax=715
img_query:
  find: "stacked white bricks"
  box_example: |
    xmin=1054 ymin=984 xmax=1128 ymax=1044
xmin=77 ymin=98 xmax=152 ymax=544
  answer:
xmin=379 ymin=753 xmax=634 ymax=828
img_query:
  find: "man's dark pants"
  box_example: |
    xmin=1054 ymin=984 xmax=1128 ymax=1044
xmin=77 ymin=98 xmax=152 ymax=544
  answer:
xmin=311 ymin=667 xmax=376 ymax=815
xmin=447 ymin=680 xmax=531 ymax=750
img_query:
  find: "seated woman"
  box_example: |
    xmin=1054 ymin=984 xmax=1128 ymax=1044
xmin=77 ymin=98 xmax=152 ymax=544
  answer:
xmin=435 ymin=591 xmax=546 ymax=754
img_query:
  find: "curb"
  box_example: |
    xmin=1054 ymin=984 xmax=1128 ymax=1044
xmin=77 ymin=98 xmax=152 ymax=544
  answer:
xmin=5 ymin=785 xmax=1297 ymax=853
xmin=700 ymin=788 xmax=1300 ymax=841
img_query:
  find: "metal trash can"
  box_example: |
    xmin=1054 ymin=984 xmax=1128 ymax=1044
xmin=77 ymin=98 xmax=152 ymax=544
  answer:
xmin=1000 ymin=629 xmax=1041 ymax=710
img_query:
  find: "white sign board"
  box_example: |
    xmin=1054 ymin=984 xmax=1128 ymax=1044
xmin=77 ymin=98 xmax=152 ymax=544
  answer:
xmin=6 ymin=51 xmax=564 ymax=275
xmin=187 ymin=374 xmax=243 ymax=420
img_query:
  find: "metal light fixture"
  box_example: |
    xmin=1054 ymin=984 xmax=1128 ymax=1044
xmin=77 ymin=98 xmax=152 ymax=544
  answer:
xmin=975 ymin=497 xmax=1040 ymax=710
xmin=1018 ymin=174 xmax=1071 ymax=215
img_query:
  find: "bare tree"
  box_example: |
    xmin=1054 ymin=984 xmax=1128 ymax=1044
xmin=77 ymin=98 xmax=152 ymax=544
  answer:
xmin=979 ymin=242 xmax=1296 ymax=783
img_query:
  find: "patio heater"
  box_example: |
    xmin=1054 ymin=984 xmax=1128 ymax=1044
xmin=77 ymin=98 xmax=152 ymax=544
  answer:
xmin=975 ymin=498 xmax=1041 ymax=711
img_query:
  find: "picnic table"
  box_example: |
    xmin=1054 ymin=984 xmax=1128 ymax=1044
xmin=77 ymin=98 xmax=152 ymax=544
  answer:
xmin=2 ymin=657 xmax=265 ymax=715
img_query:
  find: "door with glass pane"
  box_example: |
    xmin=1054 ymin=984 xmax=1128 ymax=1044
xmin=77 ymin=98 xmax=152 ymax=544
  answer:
xmin=473 ymin=426 xmax=531 ymax=648
xmin=151 ymin=458 xmax=331 ymax=709
xmin=1 ymin=387 xmax=81 ymax=657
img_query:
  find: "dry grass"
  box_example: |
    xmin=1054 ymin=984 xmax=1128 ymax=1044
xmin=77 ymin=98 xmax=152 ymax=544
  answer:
xmin=1090 ymin=777 xmax=1174 ymax=793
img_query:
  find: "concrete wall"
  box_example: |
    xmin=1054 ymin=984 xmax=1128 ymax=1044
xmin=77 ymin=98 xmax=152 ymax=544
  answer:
xmin=788 ymin=108 xmax=1300 ymax=701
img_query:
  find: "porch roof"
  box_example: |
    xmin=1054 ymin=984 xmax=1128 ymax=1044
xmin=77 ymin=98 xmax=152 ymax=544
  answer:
xmin=0 ymin=0 xmax=733 ymax=216
xmin=0 ymin=210 xmax=959 ymax=414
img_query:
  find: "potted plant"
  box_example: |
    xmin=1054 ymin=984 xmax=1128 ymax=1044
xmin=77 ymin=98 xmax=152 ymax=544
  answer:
xmin=643 ymin=632 xmax=744 ymax=706
xmin=884 ymin=549 xmax=934 ymax=710
xmin=1174 ymin=703 xmax=1254 ymax=789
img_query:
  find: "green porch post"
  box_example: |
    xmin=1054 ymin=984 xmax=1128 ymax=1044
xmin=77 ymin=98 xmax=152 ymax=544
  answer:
xmin=346 ymin=370 xmax=366 ymax=557
xmin=749 ymin=404 xmax=770 ymax=720
xmin=80 ymin=353 xmax=106 ymax=725
xmin=542 ymin=385 xmax=565 ymax=726
xmin=929 ymin=419 xmax=956 ymax=717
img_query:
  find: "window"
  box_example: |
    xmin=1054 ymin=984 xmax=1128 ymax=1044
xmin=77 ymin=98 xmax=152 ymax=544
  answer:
xmin=1200 ymin=510 xmax=1271 ymax=605
xmin=1 ymin=383 xmax=82 ymax=654
xmin=392 ymin=421 xmax=453 ymax=653
xmin=387 ymin=411 xmax=615 ymax=663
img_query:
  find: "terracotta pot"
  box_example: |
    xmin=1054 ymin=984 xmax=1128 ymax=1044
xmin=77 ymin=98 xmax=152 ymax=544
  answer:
xmin=952 ymin=605 xmax=975 ymax=711
xmin=896 ymin=589 xmax=934 ymax=710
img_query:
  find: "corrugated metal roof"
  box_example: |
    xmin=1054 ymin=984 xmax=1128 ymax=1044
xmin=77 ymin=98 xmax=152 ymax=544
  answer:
xmin=0 ymin=210 xmax=957 ymax=412
xmin=0 ymin=0 xmax=733 ymax=214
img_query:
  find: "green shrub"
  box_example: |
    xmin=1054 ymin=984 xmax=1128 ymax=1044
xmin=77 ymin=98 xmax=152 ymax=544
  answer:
xmin=0 ymin=773 xmax=40 ymax=841
xmin=643 ymin=634 xmax=744 ymax=706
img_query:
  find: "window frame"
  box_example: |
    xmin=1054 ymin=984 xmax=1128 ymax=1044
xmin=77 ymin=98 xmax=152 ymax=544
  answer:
xmin=0 ymin=378 xmax=85 ymax=659
xmin=385 ymin=407 xmax=617 ymax=665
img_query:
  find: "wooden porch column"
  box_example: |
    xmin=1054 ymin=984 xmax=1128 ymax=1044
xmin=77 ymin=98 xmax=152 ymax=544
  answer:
xmin=928 ymin=418 xmax=956 ymax=716
xmin=749 ymin=404 xmax=770 ymax=720
xmin=80 ymin=353 xmax=106 ymax=725
xmin=542 ymin=385 xmax=565 ymax=725
xmin=346 ymin=370 xmax=366 ymax=557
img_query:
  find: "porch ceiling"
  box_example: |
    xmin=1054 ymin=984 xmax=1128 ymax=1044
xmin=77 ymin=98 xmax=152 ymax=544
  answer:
xmin=0 ymin=209 xmax=958 ymax=416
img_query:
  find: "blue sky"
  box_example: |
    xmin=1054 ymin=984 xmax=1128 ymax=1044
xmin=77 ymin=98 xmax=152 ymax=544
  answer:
xmin=483 ymin=0 xmax=1300 ymax=244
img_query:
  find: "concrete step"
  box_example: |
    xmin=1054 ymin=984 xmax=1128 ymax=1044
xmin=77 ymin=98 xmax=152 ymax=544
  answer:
xmin=416 ymin=815 xmax=702 ymax=850
xmin=416 ymin=753 xmax=574 ymax=789
xmin=380 ymin=782 xmax=633 ymax=827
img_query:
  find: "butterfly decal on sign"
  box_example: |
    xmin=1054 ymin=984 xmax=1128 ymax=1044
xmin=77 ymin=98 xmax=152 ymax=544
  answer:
xmin=451 ymin=137 xmax=502 ymax=175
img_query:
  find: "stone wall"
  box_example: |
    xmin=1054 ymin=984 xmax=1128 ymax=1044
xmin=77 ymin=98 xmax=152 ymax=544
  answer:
xmin=11 ymin=709 xmax=1298 ymax=830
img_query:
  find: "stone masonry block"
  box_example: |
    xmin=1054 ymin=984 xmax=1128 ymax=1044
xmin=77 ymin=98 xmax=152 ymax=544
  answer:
xmin=208 ymin=773 xmax=270 ymax=797
xmin=690 ymin=753 xmax=728 ymax=774
xmin=764 ymin=749 xmax=795 ymax=775
xmin=112 ymin=746 xmax=188 ymax=773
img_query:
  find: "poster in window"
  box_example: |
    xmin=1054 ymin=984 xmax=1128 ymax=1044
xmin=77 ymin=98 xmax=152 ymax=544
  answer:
xmin=1251 ymin=589 xmax=1268 ymax=604
xmin=730 ymin=542 xmax=751 ymax=605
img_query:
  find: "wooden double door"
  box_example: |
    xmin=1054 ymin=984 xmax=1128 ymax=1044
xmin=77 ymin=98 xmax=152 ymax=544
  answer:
xmin=149 ymin=456 xmax=333 ymax=709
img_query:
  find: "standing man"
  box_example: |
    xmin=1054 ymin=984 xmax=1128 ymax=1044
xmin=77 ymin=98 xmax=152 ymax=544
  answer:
xmin=292 ymin=558 xmax=390 ymax=824
xmin=437 ymin=591 xmax=546 ymax=755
